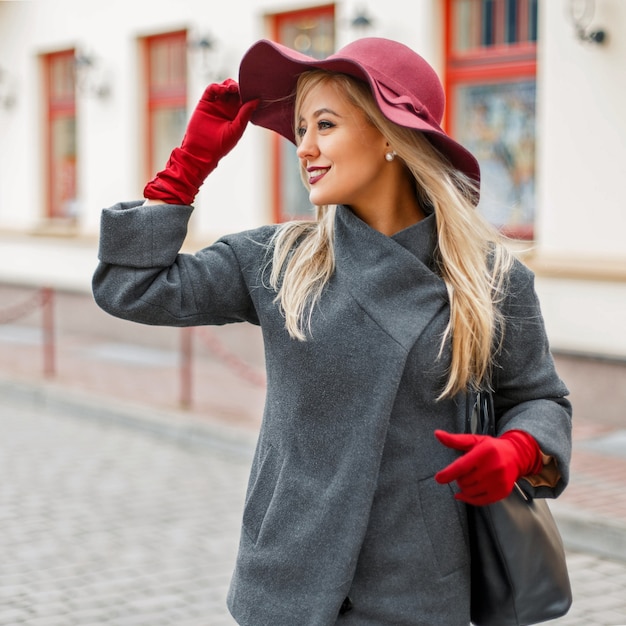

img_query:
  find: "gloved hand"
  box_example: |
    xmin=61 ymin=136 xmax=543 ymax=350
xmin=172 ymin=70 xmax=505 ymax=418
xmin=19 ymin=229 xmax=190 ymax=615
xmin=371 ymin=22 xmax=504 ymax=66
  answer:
xmin=143 ymin=79 xmax=258 ymax=205
xmin=434 ymin=429 xmax=543 ymax=506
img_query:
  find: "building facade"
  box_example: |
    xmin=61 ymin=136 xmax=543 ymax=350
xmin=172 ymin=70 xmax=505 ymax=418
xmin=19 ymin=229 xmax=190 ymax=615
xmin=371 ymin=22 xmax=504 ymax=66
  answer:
xmin=0 ymin=0 xmax=625 ymax=359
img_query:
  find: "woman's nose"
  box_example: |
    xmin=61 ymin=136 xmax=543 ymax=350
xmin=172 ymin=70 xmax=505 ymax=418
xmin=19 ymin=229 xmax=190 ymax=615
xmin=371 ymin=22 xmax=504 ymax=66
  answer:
xmin=296 ymin=131 xmax=318 ymax=159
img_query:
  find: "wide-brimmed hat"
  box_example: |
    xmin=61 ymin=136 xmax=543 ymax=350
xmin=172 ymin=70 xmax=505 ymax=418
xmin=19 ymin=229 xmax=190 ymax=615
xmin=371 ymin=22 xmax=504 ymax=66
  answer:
xmin=238 ymin=37 xmax=480 ymax=189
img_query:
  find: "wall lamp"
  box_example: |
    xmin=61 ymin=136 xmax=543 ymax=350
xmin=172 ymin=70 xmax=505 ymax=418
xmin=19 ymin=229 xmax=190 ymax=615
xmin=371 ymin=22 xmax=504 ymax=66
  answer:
xmin=569 ymin=0 xmax=607 ymax=45
xmin=350 ymin=6 xmax=374 ymax=34
xmin=0 ymin=66 xmax=17 ymax=109
xmin=188 ymin=33 xmax=227 ymax=82
xmin=74 ymin=50 xmax=111 ymax=99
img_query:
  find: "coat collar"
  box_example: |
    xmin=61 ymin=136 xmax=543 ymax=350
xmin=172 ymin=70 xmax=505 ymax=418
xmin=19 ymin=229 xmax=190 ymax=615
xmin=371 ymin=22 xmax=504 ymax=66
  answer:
xmin=333 ymin=205 xmax=449 ymax=351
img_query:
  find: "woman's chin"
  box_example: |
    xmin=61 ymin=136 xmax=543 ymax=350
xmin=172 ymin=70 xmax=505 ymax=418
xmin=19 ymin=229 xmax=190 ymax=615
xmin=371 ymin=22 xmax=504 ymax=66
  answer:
xmin=308 ymin=191 xmax=339 ymax=207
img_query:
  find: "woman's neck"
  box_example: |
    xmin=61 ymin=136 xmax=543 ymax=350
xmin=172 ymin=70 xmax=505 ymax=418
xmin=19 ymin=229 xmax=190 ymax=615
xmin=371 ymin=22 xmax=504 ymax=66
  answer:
xmin=349 ymin=166 xmax=426 ymax=236
xmin=349 ymin=197 xmax=426 ymax=237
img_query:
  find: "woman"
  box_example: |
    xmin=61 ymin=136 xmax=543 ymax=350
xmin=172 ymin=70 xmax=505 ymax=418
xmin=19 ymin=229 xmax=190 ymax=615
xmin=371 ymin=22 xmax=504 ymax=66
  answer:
xmin=92 ymin=37 xmax=572 ymax=625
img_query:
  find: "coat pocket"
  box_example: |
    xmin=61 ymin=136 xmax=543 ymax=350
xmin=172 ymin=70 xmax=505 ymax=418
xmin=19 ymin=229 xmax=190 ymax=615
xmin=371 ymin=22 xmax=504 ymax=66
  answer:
xmin=242 ymin=444 xmax=280 ymax=544
xmin=417 ymin=476 xmax=469 ymax=578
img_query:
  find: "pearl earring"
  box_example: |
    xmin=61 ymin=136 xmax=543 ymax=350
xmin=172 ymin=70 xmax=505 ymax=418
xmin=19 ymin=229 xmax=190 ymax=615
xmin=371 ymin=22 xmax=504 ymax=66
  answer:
xmin=385 ymin=151 xmax=397 ymax=162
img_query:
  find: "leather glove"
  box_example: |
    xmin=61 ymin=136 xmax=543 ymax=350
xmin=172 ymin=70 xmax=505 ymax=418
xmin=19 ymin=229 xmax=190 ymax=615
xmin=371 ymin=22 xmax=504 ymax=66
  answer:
xmin=143 ymin=79 xmax=258 ymax=205
xmin=434 ymin=429 xmax=543 ymax=506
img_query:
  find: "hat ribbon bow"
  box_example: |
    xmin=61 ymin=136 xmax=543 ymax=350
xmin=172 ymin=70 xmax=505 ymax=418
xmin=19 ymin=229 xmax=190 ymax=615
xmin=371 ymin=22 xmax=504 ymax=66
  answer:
xmin=378 ymin=88 xmax=438 ymax=127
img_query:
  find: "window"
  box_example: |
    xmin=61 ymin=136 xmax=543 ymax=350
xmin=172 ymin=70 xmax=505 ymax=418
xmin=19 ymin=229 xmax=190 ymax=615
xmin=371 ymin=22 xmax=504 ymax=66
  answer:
xmin=43 ymin=50 xmax=77 ymax=220
xmin=445 ymin=0 xmax=538 ymax=239
xmin=142 ymin=31 xmax=188 ymax=182
xmin=269 ymin=5 xmax=335 ymax=222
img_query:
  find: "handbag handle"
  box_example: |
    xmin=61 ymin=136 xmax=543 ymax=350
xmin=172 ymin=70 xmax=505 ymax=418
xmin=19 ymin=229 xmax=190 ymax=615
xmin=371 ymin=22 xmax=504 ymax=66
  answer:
xmin=465 ymin=390 xmax=496 ymax=437
xmin=466 ymin=389 xmax=532 ymax=503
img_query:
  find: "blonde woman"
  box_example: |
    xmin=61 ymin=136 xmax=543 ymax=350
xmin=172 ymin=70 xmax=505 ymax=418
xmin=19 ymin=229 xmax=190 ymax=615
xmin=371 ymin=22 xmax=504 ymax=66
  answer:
xmin=93 ymin=38 xmax=571 ymax=625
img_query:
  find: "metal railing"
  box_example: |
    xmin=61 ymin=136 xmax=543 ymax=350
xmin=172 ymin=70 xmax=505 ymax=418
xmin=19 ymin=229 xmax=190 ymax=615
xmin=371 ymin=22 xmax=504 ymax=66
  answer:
xmin=0 ymin=287 xmax=55 ymax=377
xmin=0 ymin=287 xmax=265 ymax=409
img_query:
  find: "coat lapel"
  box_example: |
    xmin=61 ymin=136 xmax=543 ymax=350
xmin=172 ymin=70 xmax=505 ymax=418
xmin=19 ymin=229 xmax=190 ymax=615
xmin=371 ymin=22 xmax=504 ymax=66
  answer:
xmin=333 ymin=205 xmax=449 ymax=351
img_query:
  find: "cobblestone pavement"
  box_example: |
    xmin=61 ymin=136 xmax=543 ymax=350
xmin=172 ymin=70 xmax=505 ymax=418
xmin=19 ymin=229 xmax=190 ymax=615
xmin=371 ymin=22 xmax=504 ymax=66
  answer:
xmin=2 ymin=284 xmax=626 ymax=624
xmin=1 ymin=391 xmax=626 ymax=625
xmin=0 ymin=395 xmax=249 ymax=625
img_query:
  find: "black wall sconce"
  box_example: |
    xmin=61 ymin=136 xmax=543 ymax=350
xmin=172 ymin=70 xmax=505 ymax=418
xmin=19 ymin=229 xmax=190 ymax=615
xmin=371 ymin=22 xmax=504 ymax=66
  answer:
xmin=569 ymin=0 xmax=607 ymax=45
xmin=0 ymin=66 xmax=17 ymax=109
xmin=188 ymin=33 xmax=227 ymax=82
xmin=74 ymin=50 xmax=111 ymax=99
xmin=350 ymin=6 xmax=374 ymax=35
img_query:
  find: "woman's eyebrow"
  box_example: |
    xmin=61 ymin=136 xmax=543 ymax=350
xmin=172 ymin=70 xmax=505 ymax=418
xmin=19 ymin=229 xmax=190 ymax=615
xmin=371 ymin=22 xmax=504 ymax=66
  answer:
xmin=298 ymin=107 xmax=342 ymax=124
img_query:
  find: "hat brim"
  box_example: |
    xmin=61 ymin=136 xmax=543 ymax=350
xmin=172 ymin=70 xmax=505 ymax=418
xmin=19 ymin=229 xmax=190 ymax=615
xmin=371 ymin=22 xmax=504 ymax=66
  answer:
xmin=238 ymin=39 xmax=480 ymax=188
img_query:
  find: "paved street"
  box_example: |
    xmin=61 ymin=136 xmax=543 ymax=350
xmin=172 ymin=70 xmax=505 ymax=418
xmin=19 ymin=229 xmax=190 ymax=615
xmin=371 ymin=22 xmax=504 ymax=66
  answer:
xmin=0 ymin=392 xmax=249 ymax=625
xmin=2 ymin=278 xmax=626 ymax=625
xmin=1 ymin=388 xmax=626 ymax=625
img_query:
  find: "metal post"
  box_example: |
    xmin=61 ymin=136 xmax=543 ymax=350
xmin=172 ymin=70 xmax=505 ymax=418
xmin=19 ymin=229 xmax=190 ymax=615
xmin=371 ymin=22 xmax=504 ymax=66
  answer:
xmin=180 ymin=327 xmax=193 ymax=409
xmin=41 ymin=287 xmax=55 ymax=377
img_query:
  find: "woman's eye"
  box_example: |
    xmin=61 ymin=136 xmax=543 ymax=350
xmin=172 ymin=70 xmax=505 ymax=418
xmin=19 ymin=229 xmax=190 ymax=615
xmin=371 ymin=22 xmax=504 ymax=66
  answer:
xmin=295 ymin=120 xmax=334 ymax=139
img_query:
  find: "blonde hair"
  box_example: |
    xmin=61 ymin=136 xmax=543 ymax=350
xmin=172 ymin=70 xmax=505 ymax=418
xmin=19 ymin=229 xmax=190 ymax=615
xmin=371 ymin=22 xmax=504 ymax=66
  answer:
xmin=269 ymin=70 xmax=513 ymax=398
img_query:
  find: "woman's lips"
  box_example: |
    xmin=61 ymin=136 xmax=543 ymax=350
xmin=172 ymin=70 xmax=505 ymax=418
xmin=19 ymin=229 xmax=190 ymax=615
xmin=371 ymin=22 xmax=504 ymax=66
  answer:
xmin=307 ymin=167 xmax=330 ymax=185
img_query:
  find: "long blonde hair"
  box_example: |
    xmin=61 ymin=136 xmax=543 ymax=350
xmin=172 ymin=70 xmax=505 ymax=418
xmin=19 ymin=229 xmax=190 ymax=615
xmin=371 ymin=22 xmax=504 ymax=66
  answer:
xmin=269 ymin=70 xmax=513 ymax=398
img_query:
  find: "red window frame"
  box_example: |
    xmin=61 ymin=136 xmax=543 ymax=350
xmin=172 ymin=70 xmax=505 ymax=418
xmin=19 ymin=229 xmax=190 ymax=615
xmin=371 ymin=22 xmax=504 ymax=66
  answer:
xmin=444 ymin=1 xmax=536 ymax=96
xmin=444 ymin=0 xmax=538 ymax=240
xmin=141 ymin=30 xmax=187 ymax=182
xmin=43 ymin=49 xmax=77 ymax=220
xmin=268 ymin=4 xmax=335 ymax=223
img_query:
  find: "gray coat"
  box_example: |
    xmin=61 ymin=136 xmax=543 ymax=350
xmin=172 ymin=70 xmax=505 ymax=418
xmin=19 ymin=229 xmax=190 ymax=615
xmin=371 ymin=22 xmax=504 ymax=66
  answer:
xmin=93 ymin=202 xmax=572 ymax=626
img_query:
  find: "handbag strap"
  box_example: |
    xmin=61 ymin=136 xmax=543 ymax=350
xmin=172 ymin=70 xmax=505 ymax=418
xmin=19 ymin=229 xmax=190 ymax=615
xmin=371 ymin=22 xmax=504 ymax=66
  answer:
xmin=466 ymin=389 xmax=532 ymax=502
xmin=465 ymin=389 xmax=496 ymax=437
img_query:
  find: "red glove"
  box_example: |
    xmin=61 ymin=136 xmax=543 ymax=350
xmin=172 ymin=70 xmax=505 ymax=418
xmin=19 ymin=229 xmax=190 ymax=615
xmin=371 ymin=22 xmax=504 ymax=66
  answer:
xmin=144 ymin=79 xmax=258 ymax=205
xmin=434 ymin=430 xmax=543 ymax=506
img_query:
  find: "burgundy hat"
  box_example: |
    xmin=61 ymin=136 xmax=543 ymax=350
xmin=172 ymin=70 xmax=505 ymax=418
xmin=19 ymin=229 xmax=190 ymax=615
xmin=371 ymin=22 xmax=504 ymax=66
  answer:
xmin=238 ymin=37 xmax=480 ymax=190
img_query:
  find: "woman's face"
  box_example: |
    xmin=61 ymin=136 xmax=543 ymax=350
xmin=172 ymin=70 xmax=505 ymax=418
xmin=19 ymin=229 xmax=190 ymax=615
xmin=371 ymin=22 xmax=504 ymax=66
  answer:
xmin=295 ymin=80 xmax=392 ymax=211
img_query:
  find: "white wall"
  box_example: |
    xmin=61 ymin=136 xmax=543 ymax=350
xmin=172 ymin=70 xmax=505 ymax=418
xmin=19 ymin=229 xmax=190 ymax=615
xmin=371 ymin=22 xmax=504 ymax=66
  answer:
xmin=0 ymin=0 xmax=268 ymax=236
xmin=536 ymin=0 xmax=626 ymax=261
xmin=0 ymin=2 xmax=44 ymax=231
xmin=530 ymin=0 xmax=626 ymax=359
xmin=537 ymin=276 xmax=626 ymax=358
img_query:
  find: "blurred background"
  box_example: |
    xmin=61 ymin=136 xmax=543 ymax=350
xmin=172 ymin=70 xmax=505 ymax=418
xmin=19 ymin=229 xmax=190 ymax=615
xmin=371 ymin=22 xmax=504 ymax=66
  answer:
xmin=1 ymin=0 xmax=625 ymax=361
xmin=1 ymin=0 xmax=625 ymax=624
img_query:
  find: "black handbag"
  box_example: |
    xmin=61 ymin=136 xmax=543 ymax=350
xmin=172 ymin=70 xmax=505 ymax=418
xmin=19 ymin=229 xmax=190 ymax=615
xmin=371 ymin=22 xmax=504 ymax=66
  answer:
xmin=466 ymin=391 xmax=573 ymax=626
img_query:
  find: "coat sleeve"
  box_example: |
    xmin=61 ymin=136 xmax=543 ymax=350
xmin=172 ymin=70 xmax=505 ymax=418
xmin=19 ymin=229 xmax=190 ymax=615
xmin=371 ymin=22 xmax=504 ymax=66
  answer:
xmin=92 ymin=201 xmax=269 ymax=327
xmin=492 ymin=258 xmax=572 ymax=498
